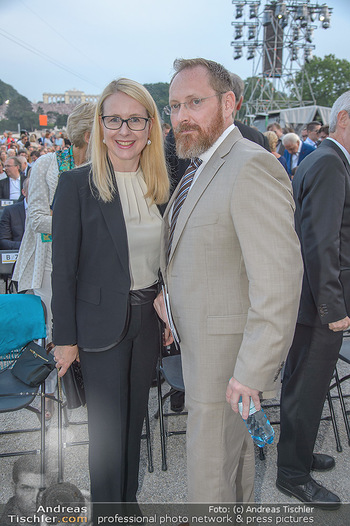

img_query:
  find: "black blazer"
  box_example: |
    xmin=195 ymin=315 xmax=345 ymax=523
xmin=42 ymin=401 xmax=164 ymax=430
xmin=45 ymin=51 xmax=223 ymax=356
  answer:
xmin=292 ymin=139 xmax=350 ymax=327
xmin=52 ymin=164 xmax=131 ymax=349
xmin=234 ymin=120 xmax=270 ymax=152
xmin=0 ymin=175 xmax=27 ymax=201
xmin=0 ymin=200 xmax=26 ymax=249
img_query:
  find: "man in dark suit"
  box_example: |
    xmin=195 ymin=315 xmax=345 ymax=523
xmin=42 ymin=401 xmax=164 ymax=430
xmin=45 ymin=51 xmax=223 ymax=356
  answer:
xmin=277 ymin=91 xmax=350 ymax=508
xmin=0 ymin=157 xmax=27 ymax=201
xmin=230 ymin=73 xmax=270 ymax=152
xmin=0 ymin=177 xmax=28 ymax=249
xmin=283 ymin=132 xmax=315 ymax=178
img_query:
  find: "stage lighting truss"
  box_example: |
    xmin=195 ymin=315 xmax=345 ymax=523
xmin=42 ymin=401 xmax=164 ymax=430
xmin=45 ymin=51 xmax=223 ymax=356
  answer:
xmin=230 ymin=0 xmax=332 ymax=73
xmin=230 ymin=0 xmax=333 ymax=117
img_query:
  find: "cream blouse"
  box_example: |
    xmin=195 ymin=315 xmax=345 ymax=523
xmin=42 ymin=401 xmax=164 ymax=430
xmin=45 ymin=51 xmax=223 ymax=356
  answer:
xmin=115 ymin=168 xmax=162 ymax=291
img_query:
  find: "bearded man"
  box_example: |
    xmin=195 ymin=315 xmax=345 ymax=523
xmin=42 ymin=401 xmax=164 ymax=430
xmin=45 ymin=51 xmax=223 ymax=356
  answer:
xmin=154 ymin=58 xmax=303 ymax=503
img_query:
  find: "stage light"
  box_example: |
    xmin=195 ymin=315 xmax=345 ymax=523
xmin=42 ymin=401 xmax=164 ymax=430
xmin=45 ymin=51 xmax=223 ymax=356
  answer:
xmin=247 ymin=45 xmax=256 ymax=60
xmin=292 ymin=26 xmax=300 ymax=41
xmin=249 ymin=3 xmax=259 ymax=19
xmin=275 ymin=2 xmax=287 ymax=20
xmin=291 ymin=47 xmax=299 ymax=61
xmin=234 ymin=24 xmax=243 ymax=39
xmin=304 ymin=47 xmax=313 ymax=62
xmin=233 ymin=45 xmax=243 ymax=60
xmin=248 ymin=24 xmax=257 ymax=40
xmin=296 ymin=4 xmax=309 ymax=28
xmin=305 ymin=28 xmax=313 ymax=43
xmin=236 ymin=3 xmax=244 ymax=19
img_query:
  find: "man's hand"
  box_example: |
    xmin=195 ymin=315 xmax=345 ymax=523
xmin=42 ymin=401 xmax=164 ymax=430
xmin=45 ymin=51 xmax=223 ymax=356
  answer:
xmin=329 ymin=316 xmax=350 ymax=332
xmin=154 ymin=292 xmax=168 ymax=323
xmin=226 ymin=377 xmax=260 ymax=420
xmin=54 ymin=345 xmax=79 ymax=377
xmin=153 ymin=292 xmax=174 ymax=346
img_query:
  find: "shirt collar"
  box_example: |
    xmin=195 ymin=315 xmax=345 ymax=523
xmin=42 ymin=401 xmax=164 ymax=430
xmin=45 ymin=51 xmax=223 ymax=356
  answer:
xmin=326 ymin=137 xmax=350 ymax=165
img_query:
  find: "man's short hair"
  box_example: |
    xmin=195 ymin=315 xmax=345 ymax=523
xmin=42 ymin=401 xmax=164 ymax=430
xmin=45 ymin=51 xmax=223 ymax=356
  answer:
xmin=329 ymin=90 xmax=350 ymax=133
xmin=267 ymin=122 xmax=282 ymax=132
xmin=171 ymin=58 xmax=233 ymax=98
xmin=282 ymin=132 xmax=300 ymax=146
xmin=230 ymin=73 xmax=244 ymax=101
xmin=8 ymin=157 xmax=22 ymax=170
xmin=30 ymin=150 xmax=40 ymax=160
xmin=306 ymin=121 xmax=321 ymax=132
xmin=12 ymin=456 xmax=41 ymax=484
xmin=319 ymin=124 xmax=329 ymax=135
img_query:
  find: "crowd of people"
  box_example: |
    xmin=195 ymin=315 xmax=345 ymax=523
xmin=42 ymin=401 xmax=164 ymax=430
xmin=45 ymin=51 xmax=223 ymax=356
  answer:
xmin=1 ymin=58 xmax=349 ymax=524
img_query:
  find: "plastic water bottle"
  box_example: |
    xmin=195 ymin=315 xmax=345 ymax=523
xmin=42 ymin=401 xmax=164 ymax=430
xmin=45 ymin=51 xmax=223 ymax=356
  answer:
xmin=238 ymin=397 xmax=275 ymax=448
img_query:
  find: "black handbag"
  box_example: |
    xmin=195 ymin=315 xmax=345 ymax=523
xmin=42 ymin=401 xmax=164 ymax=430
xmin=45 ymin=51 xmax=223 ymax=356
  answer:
xmin=11 ymin=341 xmax=56 ymax=387
xmin=62 ymin=360 xmax=86 ymax=409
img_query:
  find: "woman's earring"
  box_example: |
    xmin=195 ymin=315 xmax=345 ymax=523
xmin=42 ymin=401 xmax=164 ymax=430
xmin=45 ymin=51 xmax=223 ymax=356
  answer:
xmin=103 ymin=139 xmax=106 ymax=144
xmin=147 ymin=139 xmax=152 ymax=145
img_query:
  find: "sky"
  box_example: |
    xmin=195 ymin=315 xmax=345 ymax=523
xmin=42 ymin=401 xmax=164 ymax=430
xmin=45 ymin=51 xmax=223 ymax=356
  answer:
xmin=0 ymin=0 xmax=349 ymax=103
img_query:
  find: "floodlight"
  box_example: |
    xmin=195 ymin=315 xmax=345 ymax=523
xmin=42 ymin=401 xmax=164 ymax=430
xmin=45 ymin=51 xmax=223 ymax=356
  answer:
xmin=248 ymin=25 xmax=257 ymax=39
xmin=306 ymin=28 xmax=313 ymax=43
xmin=234 ymin=24 xmax=243 ymax=39
xmin=247 ymin=45 xmax=256 ymax=60
xmin=236 ymin=3 xmax=244 ymax=19
xmin=249 ymin=3 xmax=259 ymax=19
xmin=292 ymin=26 xmax=300 ymax=41
xmin=291 ymin=47 xmax=299 ymax=61
xmin=234 ymin=45 xmax=243 ymax=60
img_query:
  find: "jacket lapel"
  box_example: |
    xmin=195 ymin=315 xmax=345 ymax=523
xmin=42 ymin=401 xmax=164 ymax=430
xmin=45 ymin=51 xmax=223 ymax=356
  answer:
xmin=94 ymin=172 xmax=130 ymax=279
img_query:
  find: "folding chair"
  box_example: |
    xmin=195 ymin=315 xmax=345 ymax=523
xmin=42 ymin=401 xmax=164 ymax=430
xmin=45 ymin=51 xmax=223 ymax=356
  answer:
xmin=0 ymin=249 xmax=18 ymax=293
xmin=328 ymin=334 xmax=350 ymax=448
xmin=156 ymin=344 xmax=187 ymax=471
xmin=0 ymin=294 xmax=49 ymax=487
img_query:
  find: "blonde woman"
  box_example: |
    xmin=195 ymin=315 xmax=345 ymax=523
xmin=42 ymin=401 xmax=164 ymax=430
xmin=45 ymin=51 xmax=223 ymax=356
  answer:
xmin=52 ymin=79 xmax=169 ymax=506
xmin=13 ymin=102 xmax=95 ymax=418
xmin=264 ymin=130 xmax=288 ymax=172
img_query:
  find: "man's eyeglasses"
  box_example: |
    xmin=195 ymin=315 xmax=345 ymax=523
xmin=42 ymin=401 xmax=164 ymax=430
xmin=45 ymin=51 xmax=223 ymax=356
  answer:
xmin=164 ymin=93 xmax=224 ymax=116
xmin=101 ymin=116 xmax=149 ymax=131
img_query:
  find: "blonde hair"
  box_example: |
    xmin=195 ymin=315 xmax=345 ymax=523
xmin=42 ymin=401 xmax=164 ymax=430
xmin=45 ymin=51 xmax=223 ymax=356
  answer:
xmin=89 ymin=78 xmax=169 ymax=204
xmin=263 ymin=130 xmax=278 ymax=152
xmin=66 ymin=102 xmax=96 ymax=148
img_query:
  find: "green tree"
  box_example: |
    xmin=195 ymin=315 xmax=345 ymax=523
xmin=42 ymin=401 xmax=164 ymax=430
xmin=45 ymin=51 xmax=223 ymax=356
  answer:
xmin=143 ymin=82 xmax=170 ymax=122
xmin=5 ymin=93 xmax=38 ymax=131
xmin=0 ymin=79 xmax=18 ymax=106
xmin=292 ymin=54 xmax=350 ymax=107
xmin=56 ymin=114 xmax=68 ymax=128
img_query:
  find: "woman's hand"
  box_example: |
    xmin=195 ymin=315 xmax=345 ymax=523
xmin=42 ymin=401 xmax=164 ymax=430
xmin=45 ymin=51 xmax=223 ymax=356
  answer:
xmin=54 ymin=345 xmax=79 ymax=377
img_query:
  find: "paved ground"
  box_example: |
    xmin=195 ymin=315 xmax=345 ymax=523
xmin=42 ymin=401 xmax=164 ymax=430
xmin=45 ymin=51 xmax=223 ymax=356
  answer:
xmin=1 ymin=370 xmax=350 ymax=524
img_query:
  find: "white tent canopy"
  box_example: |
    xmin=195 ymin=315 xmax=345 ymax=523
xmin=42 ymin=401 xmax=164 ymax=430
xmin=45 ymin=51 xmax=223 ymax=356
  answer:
xmin=253 ymin=105 xmax=331 ymax=133
xmin=278 ymin=105 xmax=331 ymax=128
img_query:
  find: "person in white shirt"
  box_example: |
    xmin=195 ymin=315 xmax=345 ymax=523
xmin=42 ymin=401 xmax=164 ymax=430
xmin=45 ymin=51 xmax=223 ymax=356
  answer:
xmin=304 ymin=121 xmax=321 ymax=148
xmin=1 ymin=157 xmax=26 ymax=201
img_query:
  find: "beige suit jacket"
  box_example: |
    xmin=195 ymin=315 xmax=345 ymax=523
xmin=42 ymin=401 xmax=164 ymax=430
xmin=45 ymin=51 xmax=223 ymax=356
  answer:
xmin=13 ymin=153 xmax=58 ymax=291
xmin=161 ymin=127 xmax=303 ymax=403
